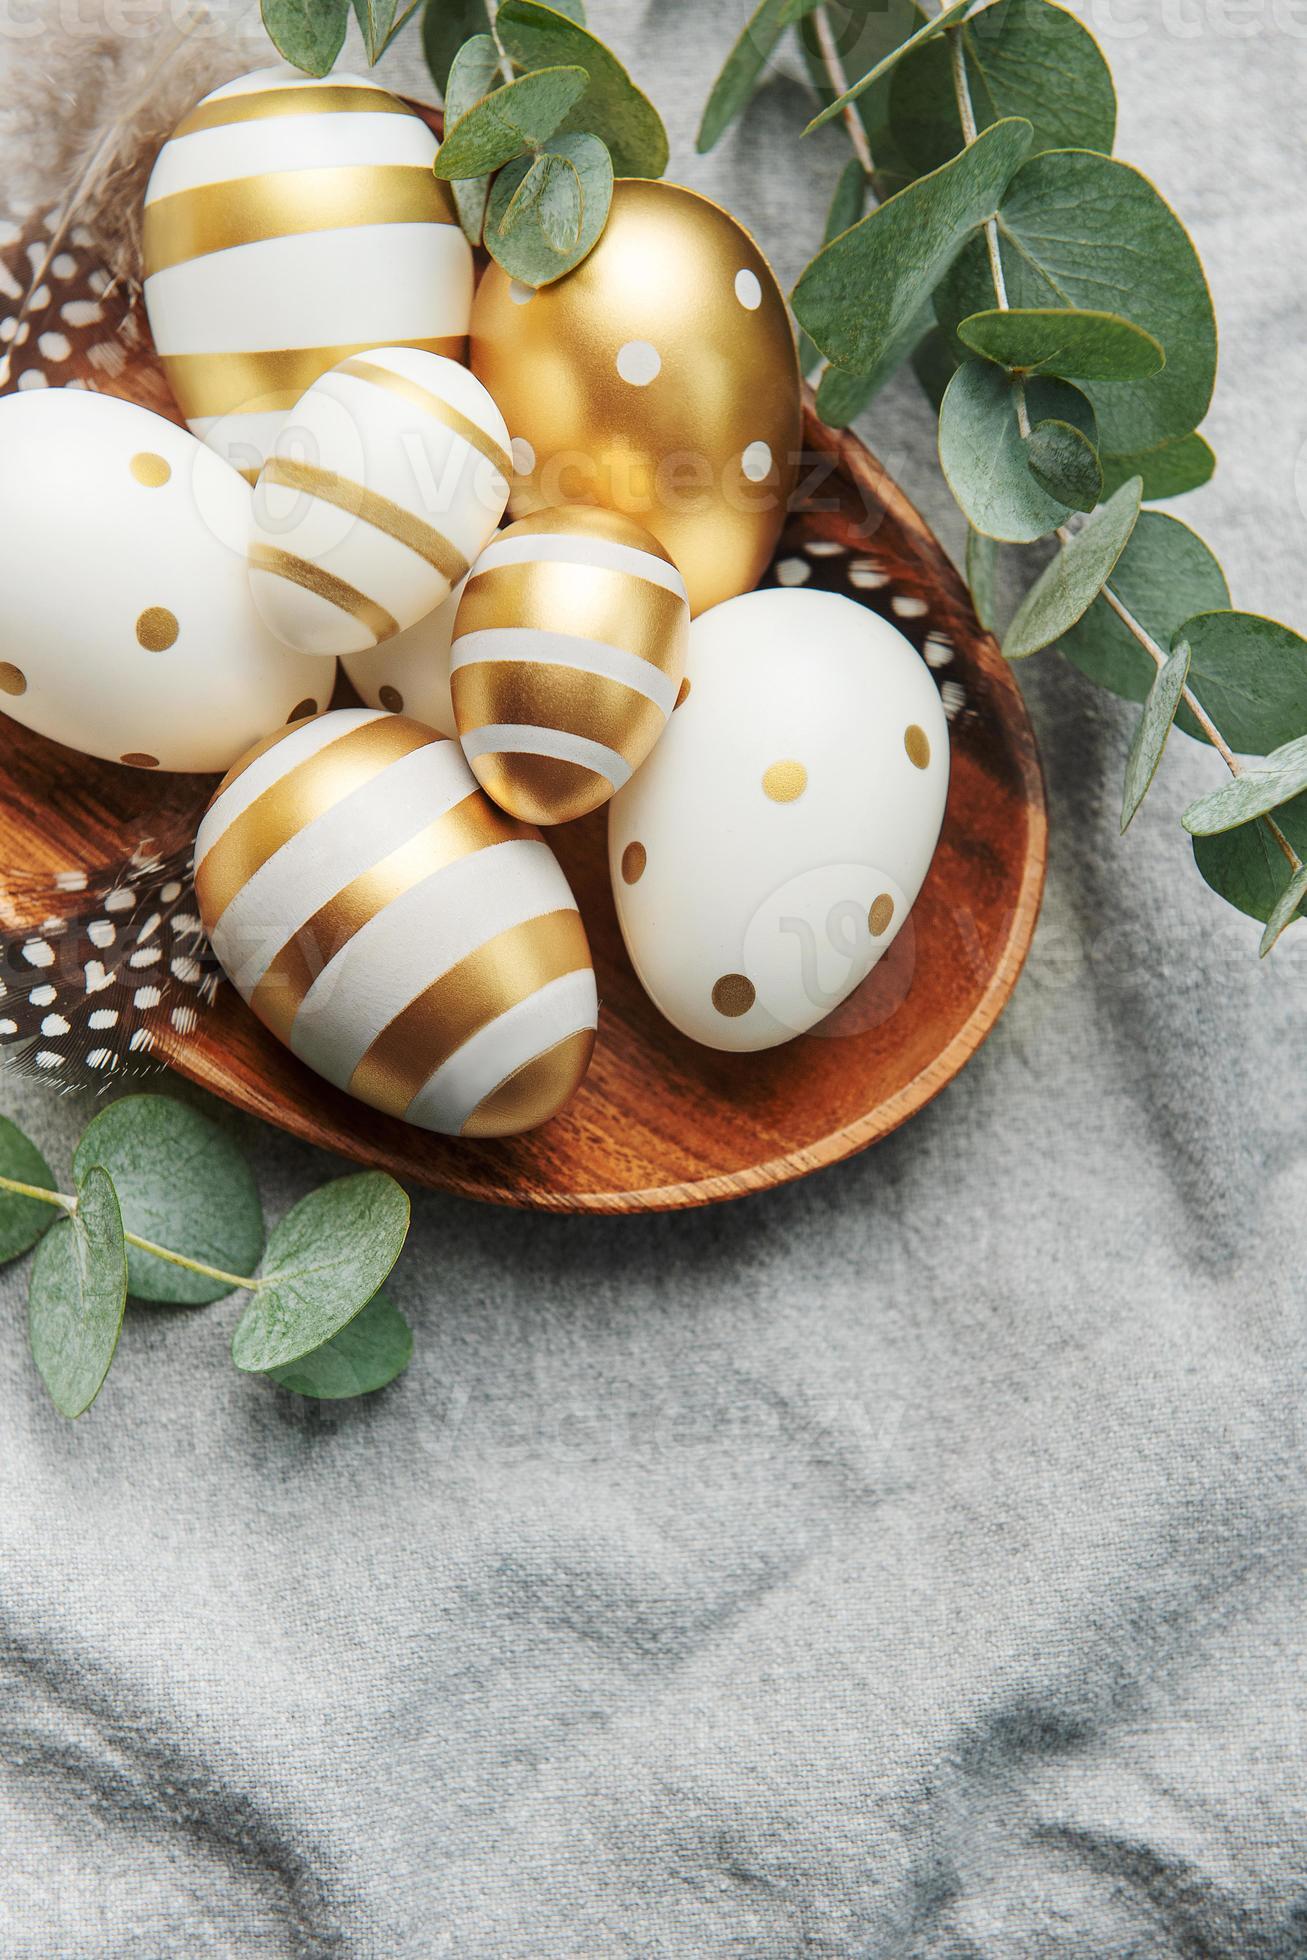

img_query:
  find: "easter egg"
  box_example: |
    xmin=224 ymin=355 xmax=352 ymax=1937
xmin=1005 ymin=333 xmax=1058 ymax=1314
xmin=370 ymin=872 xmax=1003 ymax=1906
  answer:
xmin=249 ymin=350 xmax=511 ymax=656
xmin=608 ymin=589 xmax=949 ymax=1052
xmin=143 ymin=67 xmax=473 ymax=478
xmin=0 ymin=389 xmax=327 ymax=774
xmin=450 ymin=508 xmax=690 ymax=825
xmin=194 ymin=709 xmax=597 ymax=1136
xmin=342 ymin=579 xmax=464 ymax=737
xmin=469 ymin=180 xmax=800 ymax=616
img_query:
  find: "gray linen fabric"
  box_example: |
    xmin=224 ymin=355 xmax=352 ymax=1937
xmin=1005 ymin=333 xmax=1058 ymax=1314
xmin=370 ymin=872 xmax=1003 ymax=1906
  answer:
xmin=2 ymin=2 xmax=1306 ymax=1953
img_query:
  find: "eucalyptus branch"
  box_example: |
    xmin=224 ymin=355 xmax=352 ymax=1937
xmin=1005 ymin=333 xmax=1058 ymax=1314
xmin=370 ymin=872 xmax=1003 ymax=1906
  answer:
xmin=0 ymin=1170 xmax=261 ymax=1289
xmin=946 ymin=25 xmax=1030 ymax=436
xmin=814 ymin=6 xmax=876 ymax=180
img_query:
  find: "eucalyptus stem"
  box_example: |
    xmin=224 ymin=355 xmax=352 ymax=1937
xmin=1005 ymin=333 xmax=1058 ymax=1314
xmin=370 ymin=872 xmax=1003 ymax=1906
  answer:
xmin=814 ymin=5 xmax=876 ymax=181
xmin=0 ymin=1171 xmax=261 ymax=1291
xmin=946 ymin=26 xmax=1030 ymax=436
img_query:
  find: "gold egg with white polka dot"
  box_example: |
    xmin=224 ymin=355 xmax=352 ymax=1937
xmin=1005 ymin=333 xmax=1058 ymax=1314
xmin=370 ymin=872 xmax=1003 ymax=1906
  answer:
xmin=470 ymin=180 xmax=800 ymax=616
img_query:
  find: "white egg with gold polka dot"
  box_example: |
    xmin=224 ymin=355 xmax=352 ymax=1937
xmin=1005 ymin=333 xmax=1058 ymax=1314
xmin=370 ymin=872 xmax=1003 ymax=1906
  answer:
xmin=143 ymin=66 xmax=474 ymax=478
xmin=342 ymin=576 xmax=465 ymax=737
xmin=0 ymin=388 xmax=327 ymax=773
xmin=195 ymin=709 xmax=597 ymax=1136
xmin=450 ymin=507 xmax=689 ymax=825
xmin=248 ymin=351 xmax=510 ymax=656
xmin=608 ymin=588 xmax=949 ymax=1052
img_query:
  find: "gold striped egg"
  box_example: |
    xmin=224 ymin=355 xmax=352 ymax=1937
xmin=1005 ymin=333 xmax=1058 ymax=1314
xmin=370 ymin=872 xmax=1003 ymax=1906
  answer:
xmin=194 ymin=708 xmax=597 ymax=1137
xmin=143 ymin=67 xmax=473 ymax=479
xmin=450 ymin=508 xmax=690 ymax=825
xmin=469 ymin=180 xmax=800 ymax=616
xmin=249 ymin=352 xmax=510 ymax=656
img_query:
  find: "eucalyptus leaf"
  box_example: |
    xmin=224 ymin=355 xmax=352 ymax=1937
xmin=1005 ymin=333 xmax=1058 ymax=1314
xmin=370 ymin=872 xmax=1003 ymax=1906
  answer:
xmin=497 ymin=0 xmax=668 ymax=176
xmin=433 ymin=64 xmax=589 ymax=179
xmin=443 ymin=34 xmax=500 ymax=243
xmin=1121 ymin=641 xmax=1190 ymax=831
xmin=698 ymin=0 xmax=793 ymax=154
xmin=500 ymin=150 xmax=584 ymax=250
xmin=1099 ymin=434 xmax=1215 ymax=504
xmin=796 ymin=0 xmax=926 ymax=177
xmin=72 ymin=1096 xmax=263 ymax=1307
xmin=261 ymin=0 xmax=349 ymax=75
xmin=889 ymin=0 xmax=1115 ymax=175
xmin=912 ymin=324 xmax=959 ymax=411
xmin=938 ymin=362 xmax=1094 ymax=543
xmin=485 ymin=131 xmax=612 ymax=284
xmin=935 ymin=151 xmax=1216 ymax=454
xmin=803 ymin=0 xmax=975 ymax=135
xmin=814 ymin=293 xmax=933 ymax=426
xmin=1173 ymin=612 xmax=1307 ymax=756
xmin=1003 ymin=475 xmax=1141 ymax=659
xmin=1192 ymin=793 xmax=1307 ymax=927
xmin=1259 ymin=860 xmax=1307 ymax=957
xmin=0 ymin=1116 xmax=58 ymax=1263
xmin=799 ymin=159 xmax=867 ymax=378
xmin=966 ymin=527 xmax=1000 ymax=633
xmin=232 ymin=1172 xmax=410 ymax=1374
xmin=958 ymin=307 xmax=1164 ymax=382
xmin=28 ymin=1167 xmax=126 ymax=1420
xmin=792 ymin=116 xmax=1032 ymax=374
xmin=1182 ymin=732 xmax=1307 ymax=837
xmin=265 ymin=1289 xmax=413 ymax=1400
xmin=1059 ymin=511 xmax=1228 ymax=711
xmin=422 ymin=0 xmax=492 ymax=94
xmin=1025 ymin=417 xmax=1102 ymax=513
xmin=351 ymin=0 xmax=397 ymax=63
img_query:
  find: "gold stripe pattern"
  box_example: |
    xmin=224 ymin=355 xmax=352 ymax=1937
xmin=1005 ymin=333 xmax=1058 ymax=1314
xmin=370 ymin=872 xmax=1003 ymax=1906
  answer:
xmin=348 ymin=908 xmax=591 ymax=1116
xmin=469 ymin=753 xmax=614 ymax=828
xmin=249 ymin=543 xmax=399 ymax=645
xmin=461 ymin=1027 xmax=596 ymax=1138
xmin=335 ymin=356 xmax=514 ymax=480
xmin=161 ymin=337 xmax=467 ymax=422
xmin=493 ymin=504 xmax=678 ymax=564
xmin=263 ymin=458 xmax=469 ymax=584
xmin=453 ymin=660 xmax=665 ymax=767
xmin=196 ymin=716 xmax=435 ymax=926
xmin=456 ymin=561 xmax=687 ymax=673
xmin=144 ymin=165 xmax=456 ymax=275
xmin=171 ymin=84 xmax=415 ymax=138
xmin=249 ymin=791 xmax=531 ymax=1044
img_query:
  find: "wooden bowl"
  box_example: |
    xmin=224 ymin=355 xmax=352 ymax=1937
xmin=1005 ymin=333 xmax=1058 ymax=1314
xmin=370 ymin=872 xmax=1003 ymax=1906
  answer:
xmin=0 ymin=208 xmax=1045 ymax=1212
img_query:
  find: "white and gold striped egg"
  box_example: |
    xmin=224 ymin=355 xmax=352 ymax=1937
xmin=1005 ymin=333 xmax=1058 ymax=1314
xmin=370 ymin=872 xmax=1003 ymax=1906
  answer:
xmin=249 ymin=351 xmax=510 ymax=656
xmin=195 ymin=708 xmax=597 ymax=1137
xmin=450 ymin=508 xmax=690 ymax=825
xmin=143 ymin=67 xmax=473 ymax=478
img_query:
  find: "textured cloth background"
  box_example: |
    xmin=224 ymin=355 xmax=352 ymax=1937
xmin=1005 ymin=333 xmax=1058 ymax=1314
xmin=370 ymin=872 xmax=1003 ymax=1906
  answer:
xmin=2 ymin=2 xmax=1306 ymax=1953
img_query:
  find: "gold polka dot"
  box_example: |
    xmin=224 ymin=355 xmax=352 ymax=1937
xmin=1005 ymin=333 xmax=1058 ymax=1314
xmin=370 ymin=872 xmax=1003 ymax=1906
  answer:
xmin=762 ymin=760 xmax=807 ymax=803
xmin=675 ymin=677 xmax=691 ymax=709
xmin=287 ymin=698 xmax=317 ymax=722
xmin=136 ymin=607 xmax=179 ymax=652
xmin=0 ymin=662 xmax=27 ymax=697
xmin=379 ymin=685 xmax=404 ymax=713
xmin=869 ymin=893 xmax=895 ymax=936
xmin=712 ymin=973 xmax=756 ymax=1018
xmin=129 ymin=451 xmax=171 ymax=488
xmin=120 ymin=751 xmax=159 ymax=768
xmin=905 ymin=724 xmax=931 ymax=770
xmin=621 ymin=841 xmax=646 ymax=884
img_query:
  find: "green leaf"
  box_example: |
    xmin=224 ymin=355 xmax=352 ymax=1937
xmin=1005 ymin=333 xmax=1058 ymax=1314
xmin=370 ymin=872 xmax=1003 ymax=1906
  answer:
xmin=433 ymin=64 xmax=589 ymax=178
xmin=265 ymin=1288 xmax=413 ymax=1399
xmin=938 ymin=361 xmax=1094 ymax=543
xmin=485 ymin=131 xmax=612 ymax=285
xmin=1003 ymin=475 xmax=1141 ymax=658
xmin=935 ymin=151 xmax=1216 ymax=454
xmin=966 ymin=526 xmax=1000 ymax=633
xmin=0 ymin=1116 xmax=58 ymax=1263
xmin=497 ymin=0 xmax=668 ymax=177
xmin=793 ymin=116 xmax=1032 ymax=374
xmin=889 ymin=0 xmax=1115 ymax=175
xmin=912 ymin=324 xmax=959 ymax=410
xmin=443 ymin=34 xmax=500 ymax=244
xmin=814 ymin=292 xmax=933 ymax=426
xmin=499 ymin=150 xmax=583 ymax=251
xmin=803 ymin=0 xmax=975 ymax=135
xmin=232 ymin=1172 xmax=410 ymax=1374
xmin=1059 ymin=510 xmax=1229 ymax=711
xmin=698 ymin=0 xmax=792 ymax=153
xmin=1182 ymin=732 xmax=1307 ymax=837
xmin=422 ymin=0 xmax=492 ymax=94
xmin=72 ymin=1095 xmax=263 ymax=1307
xmin=261 ymin=0 xmax=349 ymax=74
xmin=1172 ymin=612 xmax=1307 ymax=756
xmin=958 ymin=307 xmax=1163 ymax=381
xmin=1192 ymin=794 xmax=1307 ymax=927
xmin=1259 ymin=860 xmax=1307 ymax=956
xmin=796 ymin=0 xmax=925 ymax=176
xmin=1025 ymin=417 xmax=1101 ymax=513
xmin=28 ymin=1167 xmax=126 ymax=1420
xmin=1121 ymin=641 xmax=1190 ymax=831
xmin=351 ymin=0 xmax=397 ymax=62
xmin=1099 ymin=434 xmax=1215 ymax=504
xmin=799 ymin=159 xmax=867 ymax=377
